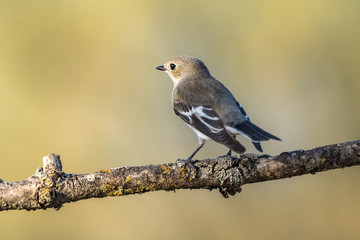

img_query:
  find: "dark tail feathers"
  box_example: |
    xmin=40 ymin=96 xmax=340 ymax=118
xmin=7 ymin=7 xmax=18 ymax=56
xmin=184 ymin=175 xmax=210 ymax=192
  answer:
xmin=234 ymin=121 xmax=281 ymax=143
xmin=230 ymin=141 xmax=246 ymax=154
xmin=252 ymin=141 xmax=263 ymax=152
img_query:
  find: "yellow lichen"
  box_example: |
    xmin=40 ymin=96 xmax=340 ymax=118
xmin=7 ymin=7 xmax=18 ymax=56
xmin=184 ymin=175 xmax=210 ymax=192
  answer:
xmin=38 ymin=188 xmax=52 ymax=203
xmin=179 ymin=168 xmax=186 ymax=178
xmin=124 ymin=188 xmax=134 ymax=194
xmin=126 ymin=176 xmax=131 ymax=182
xmin=108 ymin=189 xmax=123 ymax=196
xmin=103 ymin=184 xmax=114 ymax=192
xmin=160 ymin=165 xmax=171 ymax=175
xmin=318 ymin=158 xmax=326 ymax=164
xmin=99 ymin=169 xmax=112 ymax=173
xmin=103 ymin=184 xmax=123 ymax=196
xmin=103 ymin=183 xmax=157 ymax=196
xmin=43 ymin=177 xmax=54 ymax=187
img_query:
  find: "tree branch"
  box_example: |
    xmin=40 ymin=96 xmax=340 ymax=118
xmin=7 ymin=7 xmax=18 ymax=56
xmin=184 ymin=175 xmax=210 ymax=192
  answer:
xmin=1 ymin=140 xmax=359 ymax=211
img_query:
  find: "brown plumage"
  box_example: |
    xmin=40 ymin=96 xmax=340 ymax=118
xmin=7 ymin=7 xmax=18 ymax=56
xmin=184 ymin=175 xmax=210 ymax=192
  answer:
xmin=156 ymin=55 xmax=280 ymax=166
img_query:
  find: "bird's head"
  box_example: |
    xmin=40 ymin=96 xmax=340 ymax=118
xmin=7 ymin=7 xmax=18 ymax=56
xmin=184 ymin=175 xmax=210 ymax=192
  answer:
xmin=156 ymin=55 xmax=211 ymax=85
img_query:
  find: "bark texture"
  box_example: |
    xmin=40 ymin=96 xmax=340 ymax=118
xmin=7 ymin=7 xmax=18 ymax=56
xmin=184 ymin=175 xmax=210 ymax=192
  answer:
xmin=0 ymin=140 xmax=359 ymax=211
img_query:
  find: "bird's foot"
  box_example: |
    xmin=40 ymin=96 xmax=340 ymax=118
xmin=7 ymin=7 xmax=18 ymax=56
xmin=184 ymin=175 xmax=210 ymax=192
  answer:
xmin=243 ymin=153 xmax=264 ymax=165
xmin=230 ymin=155 xmax=239 ymax=167
xmin=225 ymin=150 xmax=239 ymax=167
xmin=176 ymin=158 xmax=198 ymax=173
xmin=226 ymin=149 xmax=232 ymax=156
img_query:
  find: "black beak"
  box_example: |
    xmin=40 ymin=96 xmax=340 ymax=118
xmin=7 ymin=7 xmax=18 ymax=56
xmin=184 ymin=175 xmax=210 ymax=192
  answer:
xmin=156 ymin=65 xmax=166 ymax=71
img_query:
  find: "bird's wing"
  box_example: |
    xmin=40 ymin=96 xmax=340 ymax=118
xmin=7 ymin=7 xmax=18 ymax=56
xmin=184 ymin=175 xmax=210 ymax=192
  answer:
xmin=226 ymin=101 xmax=281 ymax=144
xmin=235 ymin=102 xmax=263 ymax=152
xmin=173 ymin=101 xmax=245 ymax=153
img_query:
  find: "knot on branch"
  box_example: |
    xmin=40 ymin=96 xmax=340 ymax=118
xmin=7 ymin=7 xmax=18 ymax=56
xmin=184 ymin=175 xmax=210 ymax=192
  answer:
xmin=213 ymin=156 xmax=252 ymax=198
xmin=36 ymin=153 xmax=64 ymax=210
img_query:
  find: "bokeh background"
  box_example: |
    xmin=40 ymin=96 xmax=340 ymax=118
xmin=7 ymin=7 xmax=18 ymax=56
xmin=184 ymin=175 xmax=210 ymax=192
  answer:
xmin=0 ymin=0 xmax=359 ymax=239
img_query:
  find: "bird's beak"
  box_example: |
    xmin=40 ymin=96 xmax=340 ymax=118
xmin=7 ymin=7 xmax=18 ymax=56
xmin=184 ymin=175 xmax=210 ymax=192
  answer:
xmin=156 ymin=65 xmax=166 ymax=71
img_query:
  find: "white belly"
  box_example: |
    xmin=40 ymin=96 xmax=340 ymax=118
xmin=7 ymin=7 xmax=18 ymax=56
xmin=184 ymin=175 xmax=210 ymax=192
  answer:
xmin=187 ymin=124 xmax=210 ymax=141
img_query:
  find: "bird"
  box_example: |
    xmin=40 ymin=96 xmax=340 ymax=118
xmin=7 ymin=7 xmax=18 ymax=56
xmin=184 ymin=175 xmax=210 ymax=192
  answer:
xmin=156 ymin=55 xmax=281 ymax=169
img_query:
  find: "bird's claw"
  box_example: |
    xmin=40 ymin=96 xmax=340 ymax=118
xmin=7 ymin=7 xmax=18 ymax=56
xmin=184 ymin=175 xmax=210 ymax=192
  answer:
xmin=186 ymin=160 xmax=198 ymax=173
xmin=230 ymin=155 xmax=239 ymax=167
xmin=225 ymin=151 xmax=239 ymax=167
xmin=176 ymin=158 xmax=198 ymax=173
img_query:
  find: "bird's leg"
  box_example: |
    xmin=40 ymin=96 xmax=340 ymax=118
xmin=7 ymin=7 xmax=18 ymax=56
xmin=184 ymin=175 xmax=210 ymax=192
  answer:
xmin=227 ymin=149 xmax=232 ymax=156
xmin=231 ymin=155 xmax=240 ymax=167
xmin=185 ymin=142 xmax=204 ymax=172
xmin=226 ymin=136 xmax=239 ymax=166
xmin=178 ymin=138 xmax=205 ymax=172
xmin=226 ymin=136 xmax=236 ymax=156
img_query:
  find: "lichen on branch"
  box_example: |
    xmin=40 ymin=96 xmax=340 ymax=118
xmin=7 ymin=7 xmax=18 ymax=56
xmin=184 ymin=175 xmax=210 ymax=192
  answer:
xmin=0 ymin=140 xmax=359 ymax=211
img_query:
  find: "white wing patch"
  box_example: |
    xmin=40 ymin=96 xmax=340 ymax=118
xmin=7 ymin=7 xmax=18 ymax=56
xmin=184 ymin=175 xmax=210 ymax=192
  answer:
xmin=187 ymin=124 xmax=211 ymax=141
xmin=225 ymin=125 xmax=259 ymax=142
xmin=179 ymin=105 xmax=222 ymax=133
xmin=193 ymin=106 xmax=219 ymax=121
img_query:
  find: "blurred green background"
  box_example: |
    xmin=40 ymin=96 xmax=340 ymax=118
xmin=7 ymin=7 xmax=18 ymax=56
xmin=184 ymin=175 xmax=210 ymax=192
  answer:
xmin=0 ymin=0 xmax=359 ymax=239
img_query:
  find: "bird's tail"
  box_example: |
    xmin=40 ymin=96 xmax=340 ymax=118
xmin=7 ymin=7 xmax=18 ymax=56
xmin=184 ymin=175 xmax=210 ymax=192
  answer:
xmin=252 ymin=141 xmax=263 ymax=152
xmin=231 ymin=121 xmax=281 ymax=143
xmin=217 ymin=131 xmax=246 ymax=154
xmin=230 ymin=141 xmax=246 ymax=154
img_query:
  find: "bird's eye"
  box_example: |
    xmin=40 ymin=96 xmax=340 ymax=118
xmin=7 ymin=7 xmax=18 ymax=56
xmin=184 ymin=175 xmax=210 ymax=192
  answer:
xmin=170 ymin=63 xmax=176 ymax=70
